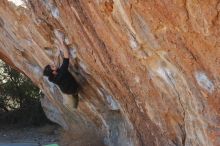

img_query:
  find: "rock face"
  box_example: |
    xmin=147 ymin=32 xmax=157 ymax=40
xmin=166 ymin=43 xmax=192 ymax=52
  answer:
xmin=0 ymin=0 xmax=220 ymax=145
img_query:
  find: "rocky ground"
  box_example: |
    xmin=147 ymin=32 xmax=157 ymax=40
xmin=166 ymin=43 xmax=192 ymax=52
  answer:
xmin=0 ymin=124 xmax=61 ymax=145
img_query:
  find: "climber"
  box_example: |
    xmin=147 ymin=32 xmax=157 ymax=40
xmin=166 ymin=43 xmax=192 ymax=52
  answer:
xmin=43 ymin=40 xmax=80 ymax=109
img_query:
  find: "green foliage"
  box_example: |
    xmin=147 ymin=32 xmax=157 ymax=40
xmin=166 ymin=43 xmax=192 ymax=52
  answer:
xmin=0 ymin=61 xmax=43 ymax=111
xmin=0 ymin=61 xmax=50 ymax=126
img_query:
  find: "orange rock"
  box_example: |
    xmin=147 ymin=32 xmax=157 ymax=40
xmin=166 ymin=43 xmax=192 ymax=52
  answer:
xmin=0 ymin=0 xmax=220 ymax=145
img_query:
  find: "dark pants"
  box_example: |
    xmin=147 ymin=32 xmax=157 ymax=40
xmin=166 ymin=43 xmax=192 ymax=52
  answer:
xmin=72 ymin=92 xmax=79 ymax=108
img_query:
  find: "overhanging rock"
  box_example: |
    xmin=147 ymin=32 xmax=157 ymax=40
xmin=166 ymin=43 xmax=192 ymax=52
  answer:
xmin=0 ymin=0 xmax=220 ymax=146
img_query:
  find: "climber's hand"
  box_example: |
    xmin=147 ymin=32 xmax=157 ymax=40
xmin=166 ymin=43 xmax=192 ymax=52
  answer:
xmin=54 ymin=38 xmax=69 ymax=59
xmin=60 ymin=43 xmax=69 ymax=59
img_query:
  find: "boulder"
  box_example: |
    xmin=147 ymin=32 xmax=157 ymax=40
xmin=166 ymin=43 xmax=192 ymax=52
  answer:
xmin=0 ymin=0 xmax=220 ymax=145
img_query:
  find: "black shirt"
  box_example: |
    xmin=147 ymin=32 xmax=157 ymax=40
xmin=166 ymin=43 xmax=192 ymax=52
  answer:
xmin=49 ymin=58 xmax=79 ymax=94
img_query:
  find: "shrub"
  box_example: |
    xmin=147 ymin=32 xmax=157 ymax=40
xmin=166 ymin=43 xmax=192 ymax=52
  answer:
xmin=0 ymin=60 xmax=50 ymax=126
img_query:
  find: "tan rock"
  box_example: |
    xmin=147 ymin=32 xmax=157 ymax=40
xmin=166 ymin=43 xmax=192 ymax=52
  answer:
xmin=0 ymin=0 xmax=220 ymax=145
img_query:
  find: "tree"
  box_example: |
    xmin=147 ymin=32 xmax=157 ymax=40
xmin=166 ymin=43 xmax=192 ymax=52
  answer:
xmin=0 ymin=61 xmax=43 ymax=111
xmin=0 ymin=60 xmax=49 ymax=126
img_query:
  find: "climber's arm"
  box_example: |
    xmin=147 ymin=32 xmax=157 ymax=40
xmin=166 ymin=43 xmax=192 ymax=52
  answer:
xmin=59 ymin=40 xmax=69 ymax=59
xmin=59 ymin=58 xmax=69 ymax=73
xmin=53 ymin=57 xmax=69 ymax=82
xmin=59 ymin=42 xmax=70 ymax=72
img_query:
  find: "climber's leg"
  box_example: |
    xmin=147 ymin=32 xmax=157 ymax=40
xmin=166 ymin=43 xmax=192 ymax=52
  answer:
xmin=63 ymin=93 xmax=79 ymax=109
xmin=63 ymin=94 xmax=74 ymax=110
xmin=72 ymin=93 xmax=79 ymax=108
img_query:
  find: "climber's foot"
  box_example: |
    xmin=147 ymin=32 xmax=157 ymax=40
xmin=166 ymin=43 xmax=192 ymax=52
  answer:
xmin=72 ymin=94 xmax=79 ymax=109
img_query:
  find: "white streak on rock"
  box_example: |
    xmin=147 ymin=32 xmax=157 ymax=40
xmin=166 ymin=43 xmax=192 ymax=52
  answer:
xmin=32 ymin=65 xmax=42 ymax=76
xmin=43 ymin=0 xmax=60 ymax=19
xmin=135 ymin=99 xmax=144 ymax=113
xmin=45 ymin=49 xmax=53 ymax=56
xmin=54 ymin=29 xmax=64 ymax=42
xmin=106 ymin=95 xmax=119 ymax=110
xmin=70 ymin=48 xmax=77 ymax=59
xmin=195 ymin=72 xmax=214 ymax=93
xmin=156 ymin=67 xmax=175 ymax=86
xmin=44 ymin=77 xmax=56 ymax=94
xmin=134 ymin=75 xmax=140 ymax=83
xmin=20 ymin=39 xmax=32 ymax=47
xmin=97 ymin=88 xmax=104 ymax=96
xmin=48 ymin=82 xmax=55 ymax=94
xmin=135 ymin=13 xmax=159 ymax=49
xmin=79 ymin=61 xmax=87 ymax=71
xmin=129 ymin=36 xmax=139 ymax=50
xmin=99 ymin=88 xmax=120 ymax=110
xmin=26 ymin=63 xmax=42 ymax=81
xmin=8 ymin=0 xmax=26 ymax=8
xmin=64 ymin=37 xmax=70 ymax=44
xmin=114 ymin=0 xmax=136 ymax=35
xmin=51 ymin=6 xmax=59 ymax=19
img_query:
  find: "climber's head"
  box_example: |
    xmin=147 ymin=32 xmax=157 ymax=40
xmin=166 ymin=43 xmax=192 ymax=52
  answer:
xmin=43 ymin=64 xmax=58 ymax=77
